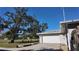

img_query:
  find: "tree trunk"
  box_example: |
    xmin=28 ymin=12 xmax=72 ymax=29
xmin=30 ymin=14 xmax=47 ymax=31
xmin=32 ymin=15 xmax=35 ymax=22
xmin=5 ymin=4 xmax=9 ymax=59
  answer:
xmin=11 ymin=39 xmax=14 ymax=43
xmin=10 ymin=34 xmax=16 ymax=43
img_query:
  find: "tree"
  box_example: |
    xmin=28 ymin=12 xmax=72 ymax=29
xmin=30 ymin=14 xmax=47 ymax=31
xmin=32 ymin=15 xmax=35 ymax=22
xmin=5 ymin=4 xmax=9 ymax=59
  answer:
xmin=0 ymin=7 xmax=48 ymax=43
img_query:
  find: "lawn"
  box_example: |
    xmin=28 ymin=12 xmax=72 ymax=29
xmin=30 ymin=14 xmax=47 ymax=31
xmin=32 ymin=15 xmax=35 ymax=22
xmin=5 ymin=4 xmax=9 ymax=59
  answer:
xmin=0 ymin=43 xmax=18 ymax=48
xmin=0 ymin=39 xmax=39 ymax=48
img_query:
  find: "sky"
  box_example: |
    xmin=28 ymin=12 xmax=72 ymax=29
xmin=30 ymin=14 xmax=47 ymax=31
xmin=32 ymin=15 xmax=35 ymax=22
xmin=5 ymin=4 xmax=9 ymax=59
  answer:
xmin=0 ymin=7 xmax=79 ymax=32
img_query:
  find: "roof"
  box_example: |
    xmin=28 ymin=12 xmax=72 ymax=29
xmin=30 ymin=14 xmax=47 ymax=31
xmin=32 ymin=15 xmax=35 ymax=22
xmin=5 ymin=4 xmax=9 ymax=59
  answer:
xmin=37 ymin=30 xmax=64 ymax=35
xmin=60 ymin=19 xmax=79 ymax=24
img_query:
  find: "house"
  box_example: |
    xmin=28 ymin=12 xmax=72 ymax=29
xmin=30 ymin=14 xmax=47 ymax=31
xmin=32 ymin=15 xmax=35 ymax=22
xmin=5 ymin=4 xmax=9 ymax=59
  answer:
xmin=37 ymin=19 xmax=79 ymax=50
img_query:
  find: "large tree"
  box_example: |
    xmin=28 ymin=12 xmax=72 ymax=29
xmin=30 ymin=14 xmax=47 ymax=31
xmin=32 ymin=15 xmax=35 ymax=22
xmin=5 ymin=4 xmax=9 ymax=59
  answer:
xmin=0 ymin=7 xmax=48 ymax=43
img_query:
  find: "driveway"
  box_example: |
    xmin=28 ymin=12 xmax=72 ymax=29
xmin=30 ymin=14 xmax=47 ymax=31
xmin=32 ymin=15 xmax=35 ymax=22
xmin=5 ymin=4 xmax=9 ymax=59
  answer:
xmin=0 ymin=43 xmax=64 ymax=51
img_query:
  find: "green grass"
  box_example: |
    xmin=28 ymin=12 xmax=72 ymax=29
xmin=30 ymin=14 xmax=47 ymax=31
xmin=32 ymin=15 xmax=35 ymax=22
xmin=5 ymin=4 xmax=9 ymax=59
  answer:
xmin=0 ymin=43 xmax=18 ymax=48
xmin=0 ymin=39 xmax=39 ymax=48
xmin=0 ymin=40 xmax=10 ymax=43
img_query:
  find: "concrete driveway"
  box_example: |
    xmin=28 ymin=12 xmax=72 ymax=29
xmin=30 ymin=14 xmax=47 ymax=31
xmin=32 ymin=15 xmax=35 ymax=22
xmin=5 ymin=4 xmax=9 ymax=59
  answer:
xmin=0 ymin=43 xmax=66 ymax=51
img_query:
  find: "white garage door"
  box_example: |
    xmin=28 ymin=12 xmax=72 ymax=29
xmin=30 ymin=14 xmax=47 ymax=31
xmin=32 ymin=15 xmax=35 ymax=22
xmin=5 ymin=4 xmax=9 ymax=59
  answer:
xmin=43 ymin=35 xmax=60 ymax=43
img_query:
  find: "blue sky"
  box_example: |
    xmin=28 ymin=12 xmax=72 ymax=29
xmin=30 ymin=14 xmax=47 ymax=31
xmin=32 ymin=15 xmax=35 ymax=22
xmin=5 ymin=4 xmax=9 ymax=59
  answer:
xmin=0 ymin=7 xmax=79 ymax=32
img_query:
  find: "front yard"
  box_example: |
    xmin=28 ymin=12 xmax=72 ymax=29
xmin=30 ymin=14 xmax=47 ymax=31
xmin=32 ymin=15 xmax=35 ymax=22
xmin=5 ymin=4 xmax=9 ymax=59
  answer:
xmin=0 ymin=39 xmax=39 ymax=48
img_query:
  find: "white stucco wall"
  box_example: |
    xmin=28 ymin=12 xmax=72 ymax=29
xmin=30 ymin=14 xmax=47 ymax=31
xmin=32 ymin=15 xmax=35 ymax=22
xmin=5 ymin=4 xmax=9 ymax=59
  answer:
xmin=59 ymin=35 xmax=67 ymax=45
xmin=39 ymin=35 xmax=43 ymax=43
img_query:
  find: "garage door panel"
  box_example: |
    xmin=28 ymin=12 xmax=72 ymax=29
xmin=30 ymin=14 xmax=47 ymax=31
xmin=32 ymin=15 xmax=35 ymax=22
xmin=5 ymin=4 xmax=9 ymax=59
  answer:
xmin=43 ymin=36 xmax=60 ymax=43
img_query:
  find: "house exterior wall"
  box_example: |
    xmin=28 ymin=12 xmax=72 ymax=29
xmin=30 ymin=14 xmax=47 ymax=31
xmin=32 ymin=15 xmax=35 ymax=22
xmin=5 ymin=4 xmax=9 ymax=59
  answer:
xmin=59 ymin=35 xmax=67 ymax=45
xmin=39 ymin=35 xmax=43 ymax=43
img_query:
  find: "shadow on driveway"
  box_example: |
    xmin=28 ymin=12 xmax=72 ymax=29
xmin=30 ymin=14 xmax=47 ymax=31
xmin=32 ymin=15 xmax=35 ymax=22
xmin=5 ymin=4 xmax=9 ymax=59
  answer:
xmin=20 ymin=48 xmax=63 ymax=51
xmin=0 ymin=49 xmax=10 ymax=51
